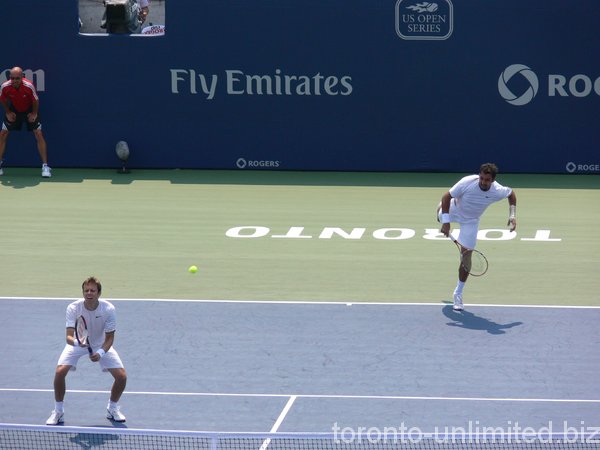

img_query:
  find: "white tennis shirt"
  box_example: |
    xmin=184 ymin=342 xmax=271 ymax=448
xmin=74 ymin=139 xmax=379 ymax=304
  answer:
xmin=448 ymin=174 xmax=512 ymax=223
xmin=66 ymin=299 xmax=117 ymax=349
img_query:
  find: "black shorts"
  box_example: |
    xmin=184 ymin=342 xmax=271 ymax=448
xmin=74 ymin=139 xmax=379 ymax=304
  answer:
xmin=2 ymin=110 xmax=41 ymax=132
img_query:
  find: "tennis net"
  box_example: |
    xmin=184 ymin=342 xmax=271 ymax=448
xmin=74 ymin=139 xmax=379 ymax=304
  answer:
xmin=0 ymin=424 xmax=598 ymax=449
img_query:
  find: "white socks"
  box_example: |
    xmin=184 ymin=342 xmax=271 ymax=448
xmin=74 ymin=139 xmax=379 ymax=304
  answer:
xmin=454 ymin=280 xmax=465 ymax=295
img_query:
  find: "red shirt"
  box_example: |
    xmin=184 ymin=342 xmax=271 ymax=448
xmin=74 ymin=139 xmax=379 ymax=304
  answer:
xmin=0 ymin=77 xmax=39 ymax=112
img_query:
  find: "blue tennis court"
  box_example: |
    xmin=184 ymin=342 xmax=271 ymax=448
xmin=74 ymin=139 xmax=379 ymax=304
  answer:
xmin=1 ymin=298 xmax=598 ymax=438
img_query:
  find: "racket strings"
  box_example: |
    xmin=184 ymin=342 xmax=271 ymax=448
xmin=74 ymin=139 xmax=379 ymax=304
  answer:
xmin=453 ymin=237 xmax=488 ymax=276
xmin=470 ymin=253 xmax=487 ymax=273
xmin=463 ymin=251 xmax=488 ymax=276
xmin=76 ymin=318 xmax=89 ymax=345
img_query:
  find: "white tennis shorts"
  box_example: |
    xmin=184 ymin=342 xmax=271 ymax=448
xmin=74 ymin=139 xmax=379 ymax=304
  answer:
xmin=450 ymin=223 xmax=478 ymax=250
xmin=57 ymin=345 xmax=124 ymax=372
xmin=437 ymin=206 xmax=479 ymax=249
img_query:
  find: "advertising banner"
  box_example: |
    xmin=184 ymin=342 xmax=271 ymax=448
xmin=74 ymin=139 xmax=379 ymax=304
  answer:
xmin=2 ymin=0 xmax=598 ymax=173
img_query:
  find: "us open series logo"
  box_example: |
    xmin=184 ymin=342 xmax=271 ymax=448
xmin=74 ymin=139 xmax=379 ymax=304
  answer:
xmin=395 ymin=1 xmax=454 ymax=41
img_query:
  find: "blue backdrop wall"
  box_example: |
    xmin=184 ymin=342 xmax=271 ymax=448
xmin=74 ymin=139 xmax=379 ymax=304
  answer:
xmin=2 ymin=0 xmax=599 ymax=173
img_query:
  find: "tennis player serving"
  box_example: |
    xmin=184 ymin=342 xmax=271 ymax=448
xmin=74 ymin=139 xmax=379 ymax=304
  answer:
xmin=46 ymin=277 xmax=127 ymax=425
xmin=437 ymin=163 xmax=517 ymax=311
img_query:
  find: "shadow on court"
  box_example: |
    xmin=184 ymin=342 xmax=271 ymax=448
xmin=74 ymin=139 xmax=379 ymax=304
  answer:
xmin=442 ymin=305 xmax=523 ymax=334
xmin=0 ymin=168 xmax=48 ymax=189
xmin=2 ymin=168 xmax=600 ymax=189
xmin=0 ymin=168 xmax=461 ymax=188
xmin=70 ymin=431 xmax=120 ymax=448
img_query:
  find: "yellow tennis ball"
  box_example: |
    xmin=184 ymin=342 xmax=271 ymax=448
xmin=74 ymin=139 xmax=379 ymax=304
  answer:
xmin=188 ymin=265 xmax=198 ymax=274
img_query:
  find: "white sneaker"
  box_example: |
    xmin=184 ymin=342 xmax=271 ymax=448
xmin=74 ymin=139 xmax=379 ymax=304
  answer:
xmin=107 ymin=405 xmax=126 ymax=422
xmin=42 ymin=165 xmax=51 ymax=178
xmin=453 ymin=293 xmax=464 ymax=311
xmin=46 ymin=410 xmax=64 ymax=425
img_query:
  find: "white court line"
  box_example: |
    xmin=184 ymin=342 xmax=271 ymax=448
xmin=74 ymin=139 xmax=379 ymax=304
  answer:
xmin=270 ymin=396 xmax=297 ymax=432
xmin=2 ymin=388 xmax=599 ymax=403
xmin=1 ymin=296 xmax=599 ymax=309
xmin=259 ymin=395 xmax=297 ymax=450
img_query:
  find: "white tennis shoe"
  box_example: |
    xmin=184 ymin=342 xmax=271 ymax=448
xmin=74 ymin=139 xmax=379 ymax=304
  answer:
xmin=107 ymin=405 xmax=126 ymax=422
xmin=453 ymin=293 xmax=464 ymax=311
xmin=46 ymin=410 xmax=64 ymax=425
xmin=42 ymin=164 xmax=52 ymax=178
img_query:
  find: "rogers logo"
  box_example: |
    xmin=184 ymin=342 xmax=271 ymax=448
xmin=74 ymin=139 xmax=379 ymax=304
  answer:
xmin=498 ymin=64 xmax=539 ymax=106
xmin=236 ymin=158 xmax=280 ymax=169
xmin=499 ymin=64 xmax=600 ymax=106
xmin=566 ymin=161 xmax=600 ymax=173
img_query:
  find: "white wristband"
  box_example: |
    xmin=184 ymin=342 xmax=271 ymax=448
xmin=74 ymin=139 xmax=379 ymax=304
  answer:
xmin=509 ymin=204 xmax=516 ymax=218
xmin=96 ymin=349 xmax=106 ymax=358
xmin=441 ymin=213 xmax=450 ymax=224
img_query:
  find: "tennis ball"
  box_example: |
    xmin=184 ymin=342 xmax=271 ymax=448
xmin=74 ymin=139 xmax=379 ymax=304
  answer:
xmin=188 ymin=265 xmax=198 ymax=274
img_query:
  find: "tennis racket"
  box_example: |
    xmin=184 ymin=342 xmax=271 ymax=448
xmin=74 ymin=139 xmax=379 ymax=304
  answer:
xmin=449 ymin=235 xmax=488 ymax=277
xmin=75 ymin=315 xmax=93 ymax=355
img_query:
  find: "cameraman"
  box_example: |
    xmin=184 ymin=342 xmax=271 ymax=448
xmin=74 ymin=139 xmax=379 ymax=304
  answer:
xmin=102 ymin=0 xmax=150 ymax=34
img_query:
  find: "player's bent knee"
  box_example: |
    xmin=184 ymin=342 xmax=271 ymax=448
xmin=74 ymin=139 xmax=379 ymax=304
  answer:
xmin=110 ymin=368 xmax=127 ymax=383
xmin=55 ymin=365 xmax=71 ymax=378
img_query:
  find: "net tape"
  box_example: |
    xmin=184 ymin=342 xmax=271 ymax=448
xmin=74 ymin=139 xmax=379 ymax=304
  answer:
xmin=0 ymin=424 xmax=598 ymax=450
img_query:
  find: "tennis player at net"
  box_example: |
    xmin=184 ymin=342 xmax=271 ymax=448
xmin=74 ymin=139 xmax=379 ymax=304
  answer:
xmin=437 ymin=163 xmax=517 ymax=311
xmin=46 ymin=277 xmax=127 ymax=425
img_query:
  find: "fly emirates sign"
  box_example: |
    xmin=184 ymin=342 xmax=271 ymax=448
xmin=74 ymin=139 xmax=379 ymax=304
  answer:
xmin=170 ymin=69 xmax=353 ymax=100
